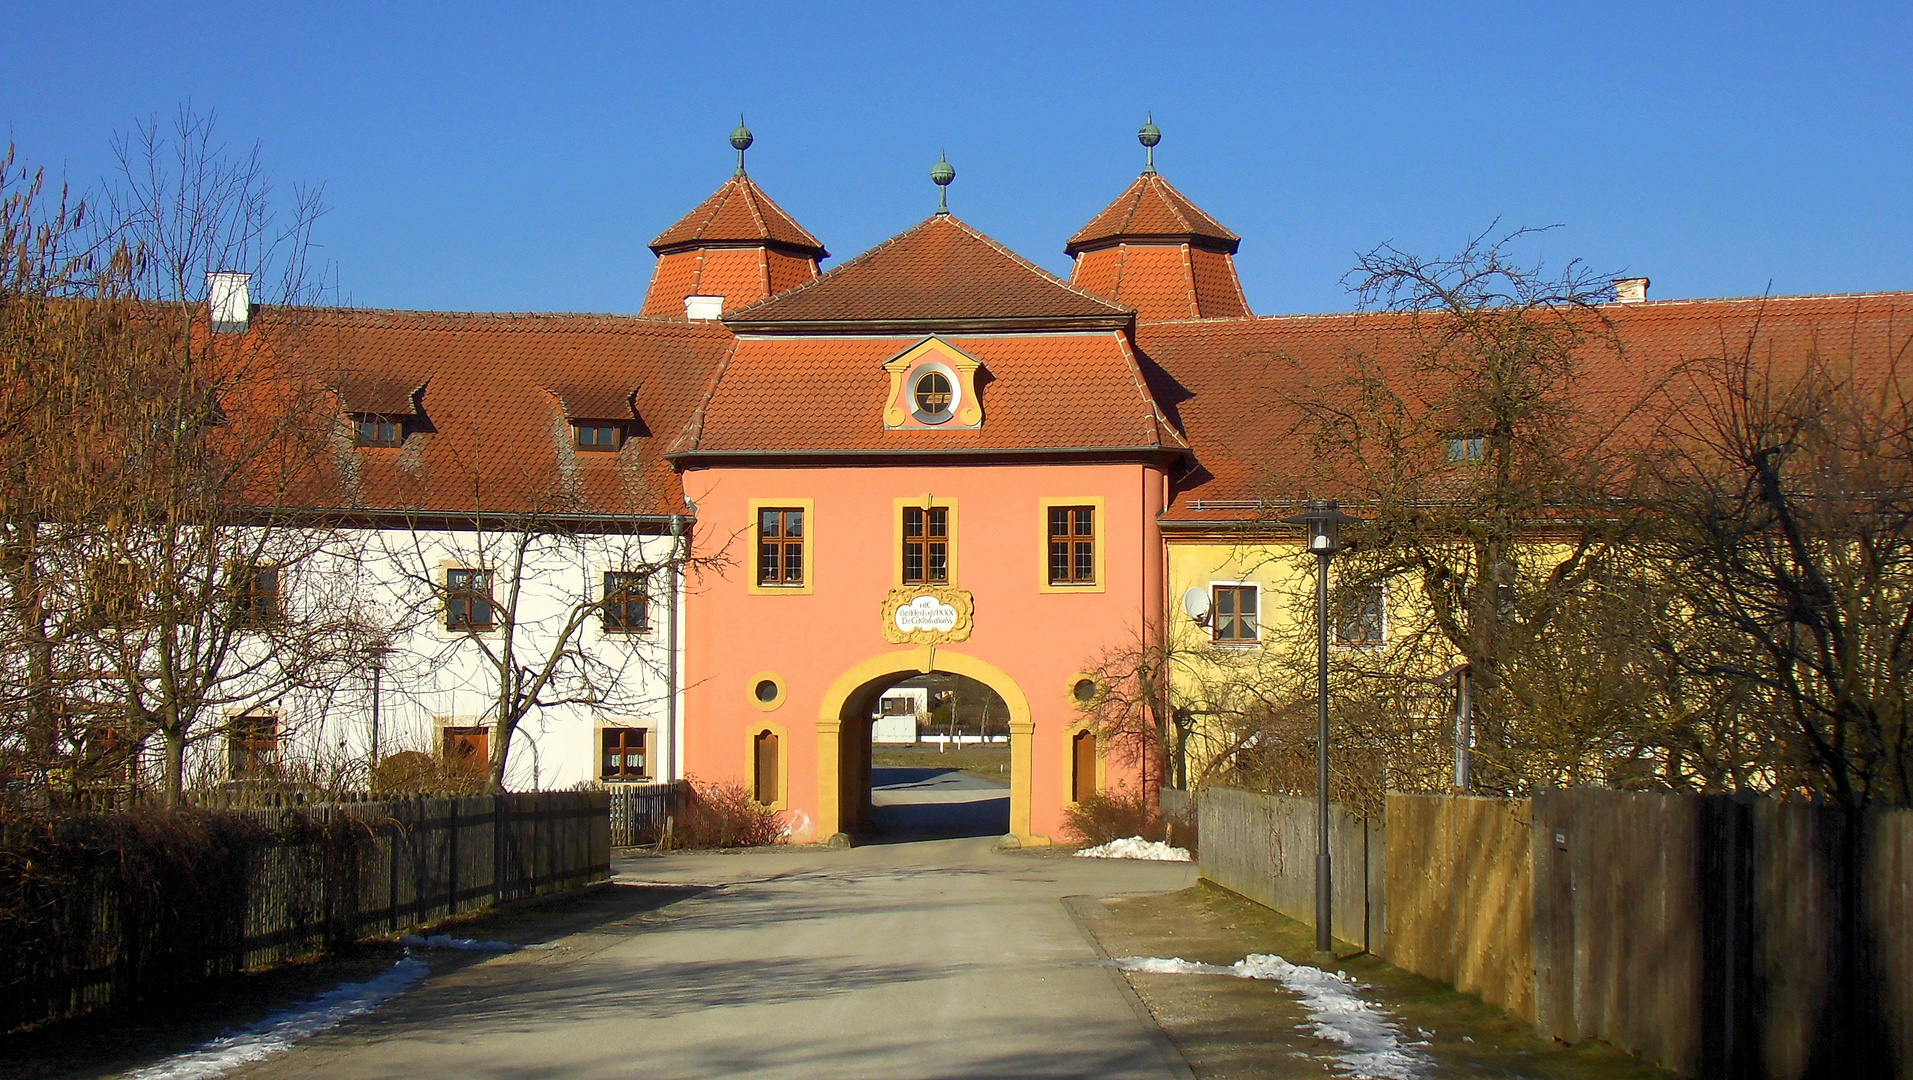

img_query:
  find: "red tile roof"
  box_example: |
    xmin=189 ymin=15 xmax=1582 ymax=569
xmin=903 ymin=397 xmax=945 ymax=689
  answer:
xmin=649 ymin=175 xmax=827 ymax=259
xmin=1070 ymin=243 xmax=1251 ymax=322
xmin=725 ymin=214 xmax=1133 ymax=332
xmin=291 ymin=308 xmax=734 ymax=517
xmin=1141 ymin=292 xmax=1913 ymax=522
xmin=639 ymin=247 xmax=819 ymax=317
xmin=1066 ymin=173 xmax=1240 ymax=256
xmin=669 ymin=331 xmax=1188 ymax=458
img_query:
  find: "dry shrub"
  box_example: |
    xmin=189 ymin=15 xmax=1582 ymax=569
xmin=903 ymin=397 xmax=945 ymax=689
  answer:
xmin=1163 ymin=803 xmax=1198 ymax=855
xmin=667 ymin=780 xmax=785 ymax=849
xmin=1062 ymin=788 xmax=1164 ymax=847
xmin=370 ymin=751 xmax=489 ymax=795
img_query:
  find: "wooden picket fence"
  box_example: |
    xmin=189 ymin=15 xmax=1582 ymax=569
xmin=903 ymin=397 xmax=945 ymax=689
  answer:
xmin=607 ymin=781 xmax=686 ymax=848
xmin=0 ymin=791 xmax=609 ymax=1033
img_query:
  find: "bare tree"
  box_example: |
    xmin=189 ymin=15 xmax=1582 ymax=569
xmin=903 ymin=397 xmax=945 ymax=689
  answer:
xmin=371 ymin=474 xmax=694 ymax=792
xmin=1278 ymin=227 xmax=1668 ymax=795
xmin=1647 ymin=324 xmax=1913 ymax=807
xmin=0 ymin=109 xmax=371 ymax=805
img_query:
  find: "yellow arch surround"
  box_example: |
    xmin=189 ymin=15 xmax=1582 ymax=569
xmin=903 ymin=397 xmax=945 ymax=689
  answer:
xmin=815 ymin=644 xmax=1043 ymax=846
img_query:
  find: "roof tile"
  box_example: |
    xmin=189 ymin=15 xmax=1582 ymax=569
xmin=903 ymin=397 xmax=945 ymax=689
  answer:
xmin=1066 ymin=173 xmax=1240 ymax=255
xmin=648 ymin=175 xmax=827 ymax=259
xmin=1142 ymin=292 xmax=1913 ymax=520
xmin=672 ymin=332 xmax=1183 ymax=456
xmin=726 ymin=214 xmax=1131 ymax=329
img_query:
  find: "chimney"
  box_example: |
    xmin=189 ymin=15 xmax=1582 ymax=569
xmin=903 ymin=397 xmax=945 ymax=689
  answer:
xmin=1613 ymin=277 xmax=1649 ymax=304
xmin=207 ymin=271 xmax=252 ymax=332
xmin=683 ymin=295 xmax=724 ymax=321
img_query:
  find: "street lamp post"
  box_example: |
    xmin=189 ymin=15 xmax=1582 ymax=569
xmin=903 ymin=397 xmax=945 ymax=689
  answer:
xmin=1285 ymin=499 xmax=1358 ymax=964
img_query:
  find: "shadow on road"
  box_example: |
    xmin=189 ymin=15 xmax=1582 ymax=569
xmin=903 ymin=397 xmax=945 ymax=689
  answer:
xmin=0 ymin=881 xmax=705 ymax=1080
xmin=866 ymin=766 xmax=1009 ymax=844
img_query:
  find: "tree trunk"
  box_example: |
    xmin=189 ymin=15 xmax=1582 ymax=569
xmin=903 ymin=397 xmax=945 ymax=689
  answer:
xmin=161 ymin=728 xmax=186 ymax=806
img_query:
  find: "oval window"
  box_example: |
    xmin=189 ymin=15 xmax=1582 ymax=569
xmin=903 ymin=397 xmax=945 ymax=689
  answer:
xmin=913 ymin=371 xmax=954 ymax=422
xmin=1073 ymin=678 xmax=1099 ymax=703
xmin=754 ymin=679 xmax=780 ymax=703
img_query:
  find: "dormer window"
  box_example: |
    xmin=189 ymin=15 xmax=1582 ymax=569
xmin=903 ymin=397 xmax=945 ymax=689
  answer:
xmin=882 ymin=337 xmax=984 ymax=431
xmin=354 ymin=414 xmax=402 ymax=447
xmin=1446 ymin=436 xmax=1486 ymax=464
xmin=574 ymin=422 xmax=624 ymax=452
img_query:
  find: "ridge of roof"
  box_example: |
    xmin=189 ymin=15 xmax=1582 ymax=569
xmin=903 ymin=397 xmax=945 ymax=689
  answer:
xmin=276 ymin=306 xmax=737 ymax=334
xmin=667 ymin=339 xmax=740 ymax=455
xmin=1134 ymin=290 xmax=1913 ymax=330
xmin=724 ymin=213 xmax=1133 ymax=331
xmin=648 ymin=175 xmax=827 ymax=259
xmin=1066 ymin=173 xmax=1241 ymax=256
xmin=1112 ymin=330 xmax=1192 ymax=452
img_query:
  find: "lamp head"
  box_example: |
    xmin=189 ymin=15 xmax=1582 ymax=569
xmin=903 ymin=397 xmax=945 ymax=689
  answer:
xmin=1283 ymin=499 xmax=1360 ymax=557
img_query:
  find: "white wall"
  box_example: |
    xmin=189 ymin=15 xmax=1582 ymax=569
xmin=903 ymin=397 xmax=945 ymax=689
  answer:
xmin=871 ymin=687 xmax=927 ymax=744
xmin=197 ymin=523 xmax=684 ymax=792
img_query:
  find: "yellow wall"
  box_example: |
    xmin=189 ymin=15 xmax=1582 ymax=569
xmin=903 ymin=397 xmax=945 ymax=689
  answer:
xmin=1164 ymin=538 xmax=1431 ymax=784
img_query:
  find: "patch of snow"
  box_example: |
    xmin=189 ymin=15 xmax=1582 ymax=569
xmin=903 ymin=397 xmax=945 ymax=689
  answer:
xmin=1073 ymin=836 xmax=1192 ymax=861
xmin=399 ymin=934 xmax=554 ymax=952
xmin=1112 ymin=954 xmax=1431 ymax=1079
xmin=120 ymin=955 xmax=426 ymax=1080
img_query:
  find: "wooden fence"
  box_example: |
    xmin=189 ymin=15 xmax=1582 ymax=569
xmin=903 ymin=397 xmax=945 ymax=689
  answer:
xmin=1529 ymin=790 xmax=1912 ymax=1079
xmin=1385 ymin=794 xmax=1535 ymax=1021
xmin=1 ymin=791 xmax=609 ymax=1033
xmin=1195 ymin=786 xmax=1387 ymax=955
xmin=1193 ymin=786 xmax=1913 ymax=1079
xmin=607 ymin=781 xmax=686 ymax=847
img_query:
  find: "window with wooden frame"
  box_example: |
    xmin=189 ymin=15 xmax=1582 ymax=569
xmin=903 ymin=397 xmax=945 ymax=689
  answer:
xmin=78 ymin=725 xmax=136 ymax=786
xmin=353 ymin=414 xmax=403 ymax=447
xmin=757 ymin=508 xmax=805 ymax=587
xmin=1071 ymin=729 xmax=1098 ymax=804
xmin=601 ymin=571 xmax=648 ymax=632
xmin=1337 ymin=581 xmax=1387 ymax=645
xmin=1048 ymin=506 xmax=1096 ymax=586
xmin=573 ymin=421 xmax=623 ymax=452
xmin=901 ymin=507 xmax=949 ymax=584
xmin=233 ymin=562 xmax=280 ymax=626
xmin=753 ymin=728 xmax=781 ymax=805
xmin=442 ymin=725 xmax=489 ymax=778
xmin=445 ymin=568 xmax=495 ymax=631
xmin=1446 ymin=435 xmax=1486 ymax=464
xmin=228 ymin=712 xmax=279 ymax=780
xmin=600 ymin=728 xmax=648 ymax=781
xmin=1212 ymin=585 xmax=1259 ymax=644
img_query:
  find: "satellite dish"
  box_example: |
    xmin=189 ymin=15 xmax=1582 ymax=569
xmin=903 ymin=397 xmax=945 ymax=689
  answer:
xmin=1181 ymin=587 xmax=1211 ymax=622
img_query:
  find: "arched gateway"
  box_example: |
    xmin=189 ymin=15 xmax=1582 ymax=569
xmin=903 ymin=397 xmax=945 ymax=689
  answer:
xmin=816 ymin=647 xmax=1034 ymax=842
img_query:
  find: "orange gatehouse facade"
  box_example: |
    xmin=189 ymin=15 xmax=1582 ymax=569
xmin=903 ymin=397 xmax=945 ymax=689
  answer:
xmin=665 ymin=159 xmax=1205 ymax=844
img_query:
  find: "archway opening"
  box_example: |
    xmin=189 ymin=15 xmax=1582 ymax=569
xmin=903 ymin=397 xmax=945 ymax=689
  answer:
xmin=845 ymin=671 xmax=1011 ymax=841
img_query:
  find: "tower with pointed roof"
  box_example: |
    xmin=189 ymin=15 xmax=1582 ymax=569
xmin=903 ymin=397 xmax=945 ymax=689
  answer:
xmin=1065 ymin=119 xmax=1251 ymax=322
xmin=640 ymin=123 xmax=829 ymax=318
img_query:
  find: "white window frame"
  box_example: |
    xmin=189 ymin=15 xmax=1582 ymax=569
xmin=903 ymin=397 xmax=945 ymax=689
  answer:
xmin=1209 ymin=581 xmax=1261 ymax=647
xmin=1335 ymin=579 xmax=1389 ymax=648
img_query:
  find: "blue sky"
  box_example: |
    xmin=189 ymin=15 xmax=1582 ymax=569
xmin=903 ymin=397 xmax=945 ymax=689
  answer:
xmin=5 ymin=2 xmax=1908 ymax=315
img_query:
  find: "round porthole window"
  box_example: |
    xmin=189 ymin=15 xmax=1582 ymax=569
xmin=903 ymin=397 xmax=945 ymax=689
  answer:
xmin=909 ymin=362 xmax=960 ymax=425
xmin=754 ymin=679 xmax=780 ymax=703
xmin=914 ymin=371 xmax=953 ymax=420
xmin=1073 ymin=678 xmax=1099 ymax=703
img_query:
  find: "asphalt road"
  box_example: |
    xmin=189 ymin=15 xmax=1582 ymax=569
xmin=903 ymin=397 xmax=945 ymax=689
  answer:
xmin=869 ymin=765 xmax=1010 ymax=839
xmin=224 ymin=779 xmax=1196 ymax=1080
